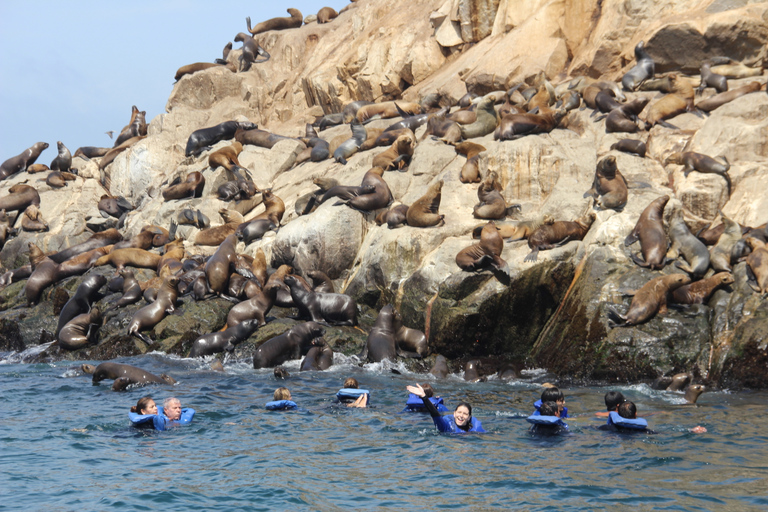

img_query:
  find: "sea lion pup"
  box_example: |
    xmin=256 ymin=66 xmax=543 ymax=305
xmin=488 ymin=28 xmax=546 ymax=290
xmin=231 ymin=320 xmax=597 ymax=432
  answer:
xmin=621 ymin=40 xmax=655 ymax=91
xmin=493 ymin=109 xmax=566 ymax=140
xmin=345 ymin=166 xmax=393 ymax=211
xmin=611 ymin=138 xmax=647 ymax=158
xmin=371 ymin=131 xmax=415 ymax=170
xmin=128 ymin=275 xmax=180 ymax=344
xmin=356 ymin=102 xmax=421 ymax=123
xmin=177 ymin=208 xmax=210 ymax=229
xmin=459 ymin=97 xmax=498 ymax=139
xmin=73 ymin=147 xmax=110 ymax=159
xmin=584 ymin=156 xmax=628 ymax=210
xmin=375 ymin=204 xmax=410 ymax=229
xmin=745 ymin=237 xmax=768 ymax=294
xmin=306 ymin=270 xmax=334 ymax=293
xmin=0 ymin=184 xmax=41 ymax=213
xmin=666 ymin=208 xmax=710 ymax=277
xmin=246 ymin=8 xmax=303 ymax=35
xmin=606 ymin=273 xmax=691 ymax=327
xmin=233 ymin=32 xmax=270 ymax=72
xmin=625 ymin=195 xmax=670 ymax=270
xmin=114 ymin=269 xmax=143 ymax=308
xmin=46 ymin=171 xmax=77 ymax=188
xmin=93 ymin=248 xmax=162 ymax=272
xmin=84 ymin=362 xmax=176 ymax=390
xmin=284 ymin=274 xmax=358 ymax=326
xmin=49 ymin=141 xmax=72 ymax=173
xmin=194 ymin=208 xmax=245 ymax=246
xmin=697 ymin=62 xmax=728 ymax=94
xmin=57 ymin=307 xmax=102 ymax=351
xmin=665 ymin=152 xmax=731 ymax=195
xmin=162 ymin=171 xmax=205 ymax=201
xmin=644 ymin=73 xmax=695 ymax=127
xmin=20 ymin=204 xmax=49 ymax=232
xmin=452 ymin=141 xmax=486 ymax=183
xmin=525 ymin=211 xmax=596 ymax=262
xmin=185 ymin=120 xmax=257 ymax=157
xmin=671 ymin=272 xmax=734 ymax=304
xmin=709 ymin=212 xmax=744 ymax=272
xmin=456 ymin=221 xmax=510 ymax=275
xmin=0 ymin=142 xmax=49 ymax=180
xmin=604 ymin=97 xmax=650 ymax=133
xmin=317 ymin=6 xmax=338 ymax=23
xmin=55 ymin=274 xmax=108 ymax=337
xmin=472 ymin=214 xmax=555 ymax=241
xmin=189 ymin=319 xmax=261 ymax=357
xmin=473 ymin=171 xmax=518 ymax=220
xmin=27 ymin=163 xmax=50 ymax=173
xmin=333 ymin=119 xmax=367 ymax=165
xmin=406 ymin=180 xmax=445 ymax=228
xmin=695 ymin=81 xmax=762 ymax=112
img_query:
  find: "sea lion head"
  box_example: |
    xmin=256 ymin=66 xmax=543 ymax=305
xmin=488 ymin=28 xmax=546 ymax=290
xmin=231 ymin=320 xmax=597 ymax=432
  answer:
xmin=598 ymin=156 xmax=617 ymax=178
xmin=160 ymin=373 xmax=177 ymax=385
xmin=716 ymin=272 xmax=735 ymax=286
xmin=27 ymin=242 xmax=45 ymax=264
xmin=684 ymin=384 xmax=705 ymax=404
xmin=577 ymin=211 xmax=597 ymax=229
xmin=745 ymin=236 xmax=766 ymax=250
xmin=81 ymin=364 xmax=96 ymax=374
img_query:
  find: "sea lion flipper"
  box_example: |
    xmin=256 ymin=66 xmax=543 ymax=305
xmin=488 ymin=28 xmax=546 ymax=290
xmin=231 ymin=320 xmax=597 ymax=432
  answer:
xmin=606 ymin=305 xmax=628 ymax=328
xmin=524 ymin=249 xmax=539 ymax=263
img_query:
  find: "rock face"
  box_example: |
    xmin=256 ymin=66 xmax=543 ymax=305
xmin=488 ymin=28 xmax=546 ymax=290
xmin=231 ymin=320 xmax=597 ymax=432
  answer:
xmin=1 ymin=0 xmax=767 ymax=388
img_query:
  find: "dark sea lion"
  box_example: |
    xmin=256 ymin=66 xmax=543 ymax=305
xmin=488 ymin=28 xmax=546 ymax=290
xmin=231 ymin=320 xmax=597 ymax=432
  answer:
xmin=593 ymin=89 xmax=622 ymax=114
xmin=55 ymin=274 xmax=107 ymax=337
xmin=745 ymin=237 xmax=768 ymax=293
xmin=621 ymin=41 xmax=655 ymax=91
xmin=194 ymin=209 xmax=245 ymax=246
xmin=525 ymin=212 xmax=596 ymax=262
xmin=300 ymin=338 xmax=334 ymax=371
xmin=375 ymin=204 xmax=410 ymax=229
xmin=456 ymin=221 xmax=510 ymax=274
xmin=87 ymin=362 xmax=176 ymax=390
xmin=371 ymin=131 xmax=415 ymax=171
xmin=73 ymin=147 xmax=110 ymax=159
xmin=667 ymin=208 xmax=710 ymax=277
xmin=284 ymin=275 xmax=357 ymax=326
xmin=236 ymin=217 xmax=278 ymax=245
xmin=430 ymin=354 xmax=449 ymax=378
xmin=362 ymin=305 xmax=398 ymax=363
xmin=584 ymin=156 xmax=628 ymax=210
xmin=307 ymin=270 xmax=334 ymax=293
xmin=178 ymin=208 xmax=210 ymax=229
xmin=162 ymin=171 xmax=205 ymax=200
xmin=226 ymin=281 xmax=279 ymax=327
xmin=115 ymin=269 xmax=143 ymax=307
xmin=0 ymin=142 xmax=49 ymax=180
xmin=320 ymin=184 xmax=375 ymax=204
xmin=94 ymin=248 xmax=162 ymax=272
xmin=671 ymin=272 xmax=733 ymax=304
xmin=453 ymin=141 xmax=485 ymax=184
xmin=406 ymin=180 xmax=444 ymax=228
xmin=128 ymin=276 xmax=180 ymax=343
xmin=58 ymin=308 xmax=102 ymax=351
xmin=696 ymin=81 xmax=762 ymax=112
xmin=333 ymin=120 xmax=367 ymax=165
xmin=494 ymin=110 xmax=566 ymax=140
xmin=684 ymin=384 xmax=706 ymax=404
xmin=204 ymin=234 xmax=238 ymax=296
xmin=346 ymin=167 xmax=393 ymax=211
xmin=607 ymin=273 xmax=691 ymax=327
xmin=185 ymin=121 xmax=257 ymax=157
xmin=49 ymin=141 xmax=72 ymax=173
xmin=611 ymin=139 xmax=646 ymax=157
xmin=317 ymin=6 xmax=338 ymax=23
xmin=189 ymin=319 xmax=261 ymax=357
xmin=174 ymin=62 xmax=235 ymax=81
xmin=697 ymin=62 xmax=727 ymax=94
xmin=233 ymin=32 xmax=270 ymax=72
xmin=665 ymin=152 xmax=731 ymax=195
xmin=392 ymin=308 xmax=428 ymax=358
xmin=246 ymin=8 xmax=302 ymax=36
xmin=313 ymin=113 xmax=344 ymax=131
xmin=625 ymin=195 xmax=670 ymax=270
xmin=252 ymin=321 xmax=325 ymax=369
xmin=20 ymin=204 xmax=48 ymax=232
xmin=0 ymin=184 xmax=41 ymax=213
xmin=98 ymin=194 xmax=134 ymax=220
xmin=709 ymin=213 xmax=742 ymax=272
xmin=355 ymin=102 xmax=421 ymax=123
xmin=604 ymin=97 xmax=650 ymax=133
xmin=463 ymin=360 xmax=483 ymax=382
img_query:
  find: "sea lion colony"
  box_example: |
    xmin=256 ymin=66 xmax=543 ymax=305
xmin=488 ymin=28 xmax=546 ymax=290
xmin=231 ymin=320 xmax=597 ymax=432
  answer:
xmin=0 ymin=3 xmax=766 ymax=392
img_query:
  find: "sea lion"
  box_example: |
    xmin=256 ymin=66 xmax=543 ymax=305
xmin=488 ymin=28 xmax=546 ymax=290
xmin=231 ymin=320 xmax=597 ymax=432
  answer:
xmin=45 ymin=171 xmax=77 ymax=188
xmin=252 ymin=321 xmax=326 ymax=369
xmin=494 ymin=110 xmax=566 ymax=140
xmin=644 ymin=73 xmax=694 ymax=127
xmin=423 ymin=113 xmax=462 ymax=143
xmin=98 ymin=135 xmax=146 ymax=174
xmin=362 ymin=305 xmax=398 ymax=363
xmin=665 ymin=152 xmax=731 ymax=195
xmin=342 ymin=101 xmax=374 ymax=123
xmin=406 ymin=180 xmax=444 ymax=227
xmin=684 ymin=384 xmax=706 ymax=404
xmin=235 ymin=127 xmax=291 ymax=149
xmin=460 ymin=97 xmax=498 ymax=139
xmin=463 ymin=360 xmax=483 ymax=382
xmin=611 ymin=139 xmax=646 ymax=158
xmin=525 ymin=212 xmax=596 ymax=262
xmin=185 ymin=121 xmax=257 ymax=157
xmin=745 ymin=237 xmax=768 ymax=293
xmin=94 ymin=248 xmax=162 ymax=272
xmin=98 ymin=194 xmax=134 ymax=220
xmin=218 ymin=178 xmax=258 ymax=202
xmin=162 ymin=171 xmax=205 ymax=200
xmin=194 ymin=209 xmax=245 ymax=246
xmin=345 ymin=167 xmax=393 ymax=211
xmin=584 ymin=156 xmax=628 ymax=210
xmin=333 ymin=120 xmax=367 ymax=164
xmin=252 ymin=189 xmax=285 ymax=223
xmin=115 ymin=269 xmax=143 ymax=308
xmin=456 ymin=221 xmax=510 ymax=275
xmin=604 ymin=97 xmax=650 ymax=133
xmin=306 ymin=270 xmax=334 ymax=293
xmin=593 ymin=89 xmax=623 ymax=114
xmin=128 ymin=276 xmax=180 ymax=344
xmin=20 ymin=204 xmax=48 ymax=232
xmin=371 ymin=131 xmax=415 ymax=171
xmin=375 ymin=204 xmax=410 ymax=229
xmin=188 ymin=319 xmax=261 ymax=357
xmin=0 ymin=142 xmax=49 ymax=180
xmin=111 ymin=228 xmax=156 ymax=251
xmin=709 ymin=212 xmax=742 ymax=272
xmin=177 ymin=208 xmax=210 ymax=229
xmin=696 ymin=81 xmax=762 ymax=112
xmin=392 ymin=308 xmax=428 ymax=358
xmin=26 ymin=163 xmax=50 ymax=173
xmin=697 ymin=62 xmax=727 ymax=94
xmin=58 ymin=308 xmax=102 ymax=351
xmin=300 ymin=339 xmax=334 ymax=371
xmin=317 ymin=6 xmax=338 ymax=23
xmin=73 ymin=147 xmax=110 ymax=159
xmin=208 ymin=141 xmax=245 ymax=174
xmin=621 ymin=41 xmax=655 ymax=91
xmin=472 ymin=215 xmax=555 ymax=241
xmin=453 ymin=141 xmax=485 ymax=183
xmin=55 ymin=274 xmax=107 ymax=338
xmin=607 ymin=273 xmax=691 ymax=327
xmin=236 ymin=217 xmax=279 ymax=245
xmin=666 ymin=208 xmax=710 ymax=277
xmin=0 ymin=184 xmax=40 ymax=213
xmin=474 ymin=171 xmax=517 ymax=220
xmin=320 ymin=184 xmax=376 ymax=204
xmin=86 ymin=362 xmax=176 ymax=390
xmin=671 ymin=272 xmax=733 ymax=304
xmin=174 ymin=62 xmax=235 ymax=81
xmin=625 ymin=195 xmax=670 ymax=270
xmin=246 ymin=8 xmax=303 ymax=36
xmin=284 ymin=274 xmax=358 ymax=326
xmin=49 ymin=141 xmax=72 ymax=173
xmin=313 ymin=113 xmax=344 ymax=131
xmin=226 ymin=281 xmax=280 ymax=328
xmin=204 ymin=234 xmax=238 ymax=296
xmin=0 ymin=209 xmax=16 ymax=249
xmin=430 ymin=354 xmax=449 ymax=378
xmin=24 ymin=243 xmax=72 ymax=305
xmin=233 ymin=32 xmax=270 ymax=72
xmin=114 ymin=106 xmax=147 ymax=147
xmin=355 ymin=102 xmax=421 ymax=123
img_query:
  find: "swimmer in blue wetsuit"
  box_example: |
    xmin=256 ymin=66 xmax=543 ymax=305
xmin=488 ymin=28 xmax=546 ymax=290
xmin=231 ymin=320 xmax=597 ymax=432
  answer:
xmin=406 ymin=383 xmax=485 ymax=433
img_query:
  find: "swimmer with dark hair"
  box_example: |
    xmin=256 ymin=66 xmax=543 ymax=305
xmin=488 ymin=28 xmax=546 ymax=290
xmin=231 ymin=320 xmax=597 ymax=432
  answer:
xmin=407 ymin=383 xmax=484 ymax=433
xmin=595 ymin=390 xmax=625 ymax=417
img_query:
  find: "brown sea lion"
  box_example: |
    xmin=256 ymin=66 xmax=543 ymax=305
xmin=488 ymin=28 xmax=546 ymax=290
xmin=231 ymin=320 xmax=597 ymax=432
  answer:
xmin=49 ymin=229 xmax=123 ymax=263
xmin=115 ymin=269 xmax=143 ymax=307
xmin=284 ymin=274 xmax=358 ymax=326
xmin=24 ymin=243 xmax=64 ymax=305
xmin=525 ymin=212 xmax=596 ymax=262
xmin=0 ymin=142 xmax=49 ymax=180
xmin=0 ymin=184 xmax=40 ymax=213
xmin=57 ymin=245 xmax=113 ymax=276
xmin=246 ymin=8 xmax=303 ymax=36
xmin=194 ymin=209 xmax=245 ymax=246
xmin=361 ymin=305 xmax=398 ymax=363
xmin=98 ymin=135 xmax=146 ymax=173
xmin=208 ymin=141 xmax=244 ymax=173
xmin=406 ymin=180 xmax=444 ymax=227
xmin=58 ymin=308 xmax=102 ymax=351
xmin=584 ymin=156 xmax=628 ymax=210
xmin=226 ymin=281 xmax=280 ymax=328
xmin=300 ymin=339 xmax=334 ymax=371
xmin=306 ymin=270 xmax=334 ymax=293
xmin=392 ymin=308 xmax=428 ymax=358
xmin=671 ymin=272 xmax=734 ymax=304
xmin=644 ymin=73 xmax=694 ymax=127
xmin=45 ymin=171 xmax=77 ymax=188
xmin=111 ymin=228 xmax=156 ymax=251
xmin=709 ymin=212 xmax=743 ymax=272
xmin=423 ymin=113 xmax=462 ymax=143
xmin=26 ymin=163 xmax=50 ymax=173
xmin=73 ymin=147 xmax=110 ymax=159
xmin=695 ymin=81 xmax=762 ymax=112
xmin=205 ymin=234 xmax=238 ymax=297
xmin=252 ymin=190 xmax=285 ymax=223
xmin=162 ymin=171 xmax=205 ymax=201
xmin=605 ymin=97 xmax=650 ymax=133
xmin=453 ymin=141 xmax=486 ymax=184
xmin=472 ymin=215 xmax=555 ymax=241
xmin=174 ymin=62 xmax=235 ymax=82
xmin=430 ymin=354 xmax=449 ymax=378
xmin=607 ymin=273 xmax=691 ymax=327
xmin=253 ymin=321 xmax=325 ymax=369
xmin=684 ymin=384 xmax=706 ymax=404
xmin=494 ymin=110 xmax=566 ymax=140
xmin=611 ymin=139 xmax=646 ymax=158
xmin=456 ymin=221 xmax=510 ymax=275
xmin=371 ymin=131 xmax=415 ymax=170
xmin=114 ymin=106 xmax=147 ymax=147
xmin=93 ymin=248 xmax=162 ymax=272
xmin=375 ymin=204 xmax=409 ymax=229
xmin=317 ymin=6 xmax=338 ymax=23
xmin=85 ymin=362 xmax=176 ymax=390
xmin=0 ymin=209 xmax=16 ymax=249
xmin=20 ymin=204 xmax=48 ymax=232
xmin=745 ymin=237 xmax=768 ymax=293
xmin=474 ymin=172 xmax=516 ymax=220
xmin=625 ymin=195 xmax=669 ymax=270
xmin=346 ymin=167 xmax=393 ymax=211
xmin=128 ymin=276 xmax=180 ymax=344
xmin=355 ymin=102 xmax=421 ymax=123
xmin=665 ymin=152 xmax=731 ymax=195
xmin=666 ymin=208 xmax=710 ymax=277
xmin=235 ymin=127 xmax=293 ymax=149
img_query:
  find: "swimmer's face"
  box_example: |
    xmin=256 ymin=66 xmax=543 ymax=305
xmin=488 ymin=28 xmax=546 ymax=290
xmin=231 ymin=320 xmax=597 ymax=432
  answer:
xmin=164 ymin=400 xmax=181 ymax=420
xmin=454 ymin=405 xmax=470 ymax=427
xmin=141 ymin=399 xmax=157 ymax=415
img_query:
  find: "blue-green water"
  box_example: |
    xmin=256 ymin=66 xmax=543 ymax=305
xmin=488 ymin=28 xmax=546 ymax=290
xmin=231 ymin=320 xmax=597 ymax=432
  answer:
xmin=1 ymin=351 xmax=767 ymax=511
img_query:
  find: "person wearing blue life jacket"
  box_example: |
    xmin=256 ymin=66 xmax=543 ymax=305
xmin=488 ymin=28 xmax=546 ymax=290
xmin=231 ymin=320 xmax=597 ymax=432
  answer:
xmin=527 ymin=401 xmax=569 ymax=433
xmin=533 ymin=386 xmax=568 ymax=418
xmin=403 ymin=383 xmax=449 ymax=413
xmin=595 ymin=390 xmax=625 ymax=419
xmin=336 ymin=377 xmax=369 ymax=408
xmin=406 ymin=383 xmax=484 ymax=433
xmin=266 ymin=387 xmax=298 ymax=411
xmin=129 ymin=396 xmax=195 ymax=431
xmin=604 ymin=401 xmax=650 ymax=432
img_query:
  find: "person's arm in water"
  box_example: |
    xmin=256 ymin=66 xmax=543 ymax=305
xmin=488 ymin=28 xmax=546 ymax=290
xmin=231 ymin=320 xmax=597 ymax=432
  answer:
xmin=407 ymin=384 xmax=453 ymax=432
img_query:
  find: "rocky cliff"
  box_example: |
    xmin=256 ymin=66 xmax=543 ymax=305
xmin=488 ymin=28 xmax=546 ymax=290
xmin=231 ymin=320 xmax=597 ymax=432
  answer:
xmin=1 ymin=0 xmax=767 ymax=387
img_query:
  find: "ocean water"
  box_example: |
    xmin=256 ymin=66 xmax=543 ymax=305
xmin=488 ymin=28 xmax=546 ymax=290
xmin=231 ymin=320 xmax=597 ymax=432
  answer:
xmin=1 ymin=352 xmax=766 ymax=512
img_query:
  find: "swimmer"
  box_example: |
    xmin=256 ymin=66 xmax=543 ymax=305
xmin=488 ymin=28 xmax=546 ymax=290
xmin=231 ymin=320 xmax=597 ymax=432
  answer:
xmin=266 ymin=387 xmax=298 ymax=410
xmin=130 ymin=396 xmax=157 ymax=415
xmin=528 ymin=401 xmax=569 ymax=433
xmin=534 ymin=386 xmax=569 ymax=418
xmin=339 ymin=377 xmax=368 ymax=408
xmin=403 ymin=383 xmax=449 ymax=412
xmin=407 ymin=383 xmax=485 ymax=433
xmin=163 ymin=397 xmax=182 ymax=421
xmin=595 ymin=390 xmax=625 ymax=418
